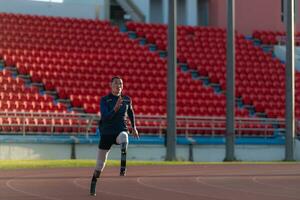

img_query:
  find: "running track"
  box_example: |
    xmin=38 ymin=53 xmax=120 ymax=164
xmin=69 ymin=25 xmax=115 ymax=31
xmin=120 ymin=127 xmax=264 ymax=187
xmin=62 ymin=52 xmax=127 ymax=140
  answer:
xmin=1 ymin=164 xmax=300 ymax=200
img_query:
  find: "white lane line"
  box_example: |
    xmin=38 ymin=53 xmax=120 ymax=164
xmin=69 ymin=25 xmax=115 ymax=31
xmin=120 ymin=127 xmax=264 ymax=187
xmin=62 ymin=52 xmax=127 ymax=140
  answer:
xmin=73 ymin=178 xmax=146 ymax=200
xmin=196 ymin=176 xmax=300 ymax=200
xmin=252 ymin=176 xmax=300 ymax=191
xmin=4 ymin=170 xmax=87 ymax=200
xmin=6 ymin=179 xmax=62 ymax=200
xmin=136 ymin=177 xmax=226 ymax=200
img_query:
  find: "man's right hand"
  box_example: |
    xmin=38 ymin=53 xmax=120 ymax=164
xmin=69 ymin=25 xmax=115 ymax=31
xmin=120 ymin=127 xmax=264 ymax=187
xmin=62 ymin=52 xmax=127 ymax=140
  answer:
xmin=114 ymin=96 xmax=123 ymax=112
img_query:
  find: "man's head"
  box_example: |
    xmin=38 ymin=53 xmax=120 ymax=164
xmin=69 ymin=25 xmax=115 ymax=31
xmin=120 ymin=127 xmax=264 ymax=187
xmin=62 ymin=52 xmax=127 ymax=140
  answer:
xmin=111 ymin=76 xmax=123 ymax=96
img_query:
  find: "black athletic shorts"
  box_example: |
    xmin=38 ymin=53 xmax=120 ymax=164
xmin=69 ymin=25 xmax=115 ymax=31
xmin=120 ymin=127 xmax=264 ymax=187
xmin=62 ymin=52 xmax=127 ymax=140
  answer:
xmin=98 ymin=134 xmax=119 ymax=150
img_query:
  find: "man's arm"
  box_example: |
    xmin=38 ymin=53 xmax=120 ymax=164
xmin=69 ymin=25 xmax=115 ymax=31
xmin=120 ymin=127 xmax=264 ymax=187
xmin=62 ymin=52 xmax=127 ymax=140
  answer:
xmin=127 ymin=98 xmax=139 ymax=138
xmin=100 ymin=98 xmax=115 ymax=121
xmin=100 ymin=96 xmax=123 ymax=121
xmin=127 ymin=98 xmax=135 ymax=128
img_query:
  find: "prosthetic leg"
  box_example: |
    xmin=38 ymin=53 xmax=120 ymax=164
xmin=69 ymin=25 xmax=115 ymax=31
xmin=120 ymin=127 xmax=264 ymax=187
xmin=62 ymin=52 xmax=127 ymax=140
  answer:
xmin=120 ymin=142 xmax=128 ymax=176
xmin=117 ymin=131 xmax=129 ymax=176
xmin=90 ymin=170 xmax=100 ymax=196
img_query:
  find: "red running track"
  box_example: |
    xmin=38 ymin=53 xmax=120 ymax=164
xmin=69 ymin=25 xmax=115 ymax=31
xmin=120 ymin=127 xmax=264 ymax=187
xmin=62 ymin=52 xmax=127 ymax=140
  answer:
xmin=0 ymin=164 xmax=300 ymax=200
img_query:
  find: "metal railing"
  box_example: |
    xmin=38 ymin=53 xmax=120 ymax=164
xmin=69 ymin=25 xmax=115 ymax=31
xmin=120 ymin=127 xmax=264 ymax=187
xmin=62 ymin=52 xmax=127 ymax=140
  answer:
xmin=0 ymin=111 xmax=99 ymax=136
xmin=135 ymin=115 xmax=291 ymax=137
xmin=0 ymin=112 xmax=299 ymax=137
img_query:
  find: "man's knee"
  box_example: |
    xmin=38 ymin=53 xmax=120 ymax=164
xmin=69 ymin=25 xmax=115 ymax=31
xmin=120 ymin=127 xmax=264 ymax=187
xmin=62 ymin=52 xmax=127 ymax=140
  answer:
xmin=118 ymin=131 xmax=129 ymax=144
xmin=95 ymin=149 xmax=109 ymax=172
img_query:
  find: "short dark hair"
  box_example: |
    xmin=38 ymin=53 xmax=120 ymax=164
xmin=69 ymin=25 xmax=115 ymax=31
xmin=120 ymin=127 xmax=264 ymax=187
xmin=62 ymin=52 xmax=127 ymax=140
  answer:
xmin=111 ymin=76 xmax=122 ymax=83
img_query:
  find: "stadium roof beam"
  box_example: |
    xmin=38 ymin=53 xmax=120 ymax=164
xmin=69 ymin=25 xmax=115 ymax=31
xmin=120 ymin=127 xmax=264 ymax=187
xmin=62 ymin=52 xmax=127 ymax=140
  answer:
xmin=166 ymin=0 xmax=177 ymax=161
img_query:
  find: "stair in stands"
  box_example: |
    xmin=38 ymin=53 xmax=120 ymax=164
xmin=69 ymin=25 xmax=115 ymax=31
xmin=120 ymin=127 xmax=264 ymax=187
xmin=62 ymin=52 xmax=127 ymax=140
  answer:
xmin=2 ymin=64 xmax=77 ymax=113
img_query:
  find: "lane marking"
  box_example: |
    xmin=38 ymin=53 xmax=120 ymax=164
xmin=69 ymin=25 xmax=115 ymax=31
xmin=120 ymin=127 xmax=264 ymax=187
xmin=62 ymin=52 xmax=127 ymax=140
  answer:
xmin=73 ymin=178 xmax=146 ymax=200
xmin=196 ymin=176 xmax=300 ymax=200
xmin=6 ymin=178 xmax=62 ymax=200
xmin=136 ymin=177 xmax=226 ymax=200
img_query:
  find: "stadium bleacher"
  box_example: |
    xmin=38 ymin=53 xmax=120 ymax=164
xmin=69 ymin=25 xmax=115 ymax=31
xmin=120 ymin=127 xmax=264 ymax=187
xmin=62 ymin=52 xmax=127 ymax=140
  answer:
xmin=0 ymin=69 xmax=66 ymax=112
xmin=126 ymin=22 xmax=300 ymax=120
xmin=0 ymin=12 xmax=295 ymax=136
xmin=252 ymin=30 xmax=300 ymax=45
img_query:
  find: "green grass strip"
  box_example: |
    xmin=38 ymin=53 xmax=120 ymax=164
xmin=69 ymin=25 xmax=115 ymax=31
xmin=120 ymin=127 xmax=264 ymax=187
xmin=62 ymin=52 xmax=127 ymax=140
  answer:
xmin=0 ymin=160 xmax=298 ymax=170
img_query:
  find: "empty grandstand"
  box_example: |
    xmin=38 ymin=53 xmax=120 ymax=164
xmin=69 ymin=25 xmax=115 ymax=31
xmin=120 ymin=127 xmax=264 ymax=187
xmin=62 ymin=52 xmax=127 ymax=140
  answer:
xmin=0 ymin=0 xmax=299 ymax=161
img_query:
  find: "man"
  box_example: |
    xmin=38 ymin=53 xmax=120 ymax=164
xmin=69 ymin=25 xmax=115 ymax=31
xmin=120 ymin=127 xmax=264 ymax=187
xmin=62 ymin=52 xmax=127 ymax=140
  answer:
xmin=90 ymin=76 xmax=139 ymax=196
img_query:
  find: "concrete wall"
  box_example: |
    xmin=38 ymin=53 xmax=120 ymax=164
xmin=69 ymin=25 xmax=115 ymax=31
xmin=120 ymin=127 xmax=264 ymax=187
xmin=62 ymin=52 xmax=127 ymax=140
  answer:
xmin=0 ymin=143 xmax=71 ymax=160
xmin=186 ymin=0 xmax=198 ymax=26
xmin=161 ymin=0 xmax=199 ymax=25
xmin=1 ymin=0 xmax=299 ymax=34
xmin=274 ymin=45 xmax=300 ymax=71
xmin=1 ymin=143 xmax=298 ymax=161
xmin=210 ymin=0 xmax=300 ymax=35
xmin=132 ymin=0 xmax=150 ymax=22
xmin=197 ymin=0 xmax=209 ymax=26
xmin=296 ymin=139 xmax=300 ymax=160
xmin=149 ymin=0 xmax=163 ymax=23
xmin=0 ymin=0 xmax=106 ymax=19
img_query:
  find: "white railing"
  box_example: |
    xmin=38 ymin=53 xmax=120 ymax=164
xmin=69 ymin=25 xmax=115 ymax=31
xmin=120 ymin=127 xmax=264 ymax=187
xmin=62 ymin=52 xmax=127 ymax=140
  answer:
xmin=0 ymin=112 xmax=298 ymax=137
xmin=0 ymin=111 xmax=99 ymax=136
xmin=135 ymin=115 xmax=290 ymax=137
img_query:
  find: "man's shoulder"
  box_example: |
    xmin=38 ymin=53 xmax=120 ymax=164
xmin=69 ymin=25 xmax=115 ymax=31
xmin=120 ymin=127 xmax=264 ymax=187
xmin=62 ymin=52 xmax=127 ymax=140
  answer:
xmin=122 ymin=95 xmax=131 ymax=102
xmin=101 ymin=94 xmax=113 ymax=102
xmin=122 ymin=95 xmax=131 ymax=99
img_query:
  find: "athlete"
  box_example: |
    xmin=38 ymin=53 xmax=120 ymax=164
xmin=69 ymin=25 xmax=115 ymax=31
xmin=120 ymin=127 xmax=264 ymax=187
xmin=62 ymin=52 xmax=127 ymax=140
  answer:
xmin=90 ymin=76 xmax=139 ymax=196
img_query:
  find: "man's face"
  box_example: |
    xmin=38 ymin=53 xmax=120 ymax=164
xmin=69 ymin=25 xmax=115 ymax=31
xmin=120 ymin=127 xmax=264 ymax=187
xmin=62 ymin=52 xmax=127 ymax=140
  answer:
xmin=111 ymin=78 xmax=123 ymax=95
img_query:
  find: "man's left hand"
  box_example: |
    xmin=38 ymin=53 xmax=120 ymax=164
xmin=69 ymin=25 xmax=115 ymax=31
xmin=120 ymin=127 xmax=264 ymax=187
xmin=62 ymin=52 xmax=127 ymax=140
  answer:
xmin=132 ymin=128 xmax=139 ymax=139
